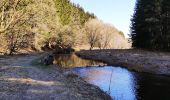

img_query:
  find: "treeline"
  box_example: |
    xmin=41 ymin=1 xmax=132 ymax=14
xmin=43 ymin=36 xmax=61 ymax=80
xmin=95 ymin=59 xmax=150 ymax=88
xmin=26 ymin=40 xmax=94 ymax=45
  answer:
xmin=0 ymin=0 xmax=129 ymax=55
xmin=131 ymin=0 xmax=170 ymax=51
xmin=85 ymin=19 xmax=129 ymax=50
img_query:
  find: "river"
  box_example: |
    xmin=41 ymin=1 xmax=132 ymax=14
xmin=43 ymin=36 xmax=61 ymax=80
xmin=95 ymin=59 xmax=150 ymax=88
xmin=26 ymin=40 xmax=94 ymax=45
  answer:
xmin=54 ymin=54 xmax=170 ymax=100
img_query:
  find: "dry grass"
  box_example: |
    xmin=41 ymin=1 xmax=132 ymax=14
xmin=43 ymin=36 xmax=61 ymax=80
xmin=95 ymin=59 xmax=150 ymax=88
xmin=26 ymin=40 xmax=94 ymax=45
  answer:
xmin=77 ymin=49 xmax=170 ymax=76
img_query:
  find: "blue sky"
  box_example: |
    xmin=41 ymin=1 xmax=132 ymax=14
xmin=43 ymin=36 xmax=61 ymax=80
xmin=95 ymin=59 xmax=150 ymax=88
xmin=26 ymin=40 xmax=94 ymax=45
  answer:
xmin=70 ymin=0 xmax=136 ymax=38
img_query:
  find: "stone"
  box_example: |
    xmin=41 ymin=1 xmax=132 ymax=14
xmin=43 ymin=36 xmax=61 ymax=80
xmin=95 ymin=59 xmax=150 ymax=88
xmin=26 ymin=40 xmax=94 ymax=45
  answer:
xmin=43 ymin=54 xmax=54 ymax=65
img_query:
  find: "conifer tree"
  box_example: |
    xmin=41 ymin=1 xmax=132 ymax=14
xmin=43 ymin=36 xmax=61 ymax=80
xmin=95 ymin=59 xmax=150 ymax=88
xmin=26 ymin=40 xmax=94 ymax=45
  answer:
xmin=161 ymin=0 xmax=170 ymax=50
xmin=54 ymin=0 xmax=95 ymax=26
xmin=131 ymin=0 xmax=163 ymax=50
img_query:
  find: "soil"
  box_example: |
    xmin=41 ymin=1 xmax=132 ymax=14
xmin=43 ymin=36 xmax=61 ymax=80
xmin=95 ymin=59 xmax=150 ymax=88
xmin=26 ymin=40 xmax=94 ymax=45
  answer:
xmin=76 ymin=49 xmax=170 ymax=76
xmin=0 ymin=53 xmax=111 ymax=100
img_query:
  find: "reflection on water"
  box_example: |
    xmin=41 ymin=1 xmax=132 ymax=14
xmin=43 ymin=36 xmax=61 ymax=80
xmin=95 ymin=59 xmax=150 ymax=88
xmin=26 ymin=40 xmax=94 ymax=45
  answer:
xmin=73 ymin=66 xmax=170 ymax=100
xmin=136 ymin=73 xmax=170 ymax=100
xmin=73 ymin=66 xmax=137 ymax=100
xmin=54 ymin=54 xmax=104 ymax=68
xmin=54 ymin=54 xmax=170 ymax=100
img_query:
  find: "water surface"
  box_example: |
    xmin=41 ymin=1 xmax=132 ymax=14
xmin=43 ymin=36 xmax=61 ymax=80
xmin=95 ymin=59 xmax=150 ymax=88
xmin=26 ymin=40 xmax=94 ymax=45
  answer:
xmin=74 ymin=66 xmax=137 ymax=100
xmin=54 ymin=54 xmax=170 ymax=100
xmin=54 ymin=54 xmax=104 ymax=68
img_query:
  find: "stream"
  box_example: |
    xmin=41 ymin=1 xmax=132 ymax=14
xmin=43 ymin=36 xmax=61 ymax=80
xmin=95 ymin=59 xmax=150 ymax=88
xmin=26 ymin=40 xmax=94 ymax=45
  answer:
xmin=54 ymin=54 xmax=170 ymax=100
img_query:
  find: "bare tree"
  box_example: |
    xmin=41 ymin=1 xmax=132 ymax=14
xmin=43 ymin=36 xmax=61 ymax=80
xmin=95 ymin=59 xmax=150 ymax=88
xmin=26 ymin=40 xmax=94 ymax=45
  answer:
xmin=85 ymin=18 xmax=129 ymax=50
xmin=85 ymin=19 xmax=114 ymax=50
xmin=97 ymin=24 xmax=116 ymax=49
xmin=0 ymin=0 xmax=60 ymax=54
xmin=85 ymin=19 xmax=103 ymax=50
xmin=29 ymin=0 xmax=60 ymax=51
xmin=0 ymin=0 xmax=34 ymax=54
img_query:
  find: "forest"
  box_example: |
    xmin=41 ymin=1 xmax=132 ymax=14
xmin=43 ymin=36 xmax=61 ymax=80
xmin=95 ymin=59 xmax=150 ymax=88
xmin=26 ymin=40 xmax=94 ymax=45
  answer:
xmin=0 ymin=0 xmax=129 ymax=55
xmin=131 ymin=0 xmax=170 ymax=51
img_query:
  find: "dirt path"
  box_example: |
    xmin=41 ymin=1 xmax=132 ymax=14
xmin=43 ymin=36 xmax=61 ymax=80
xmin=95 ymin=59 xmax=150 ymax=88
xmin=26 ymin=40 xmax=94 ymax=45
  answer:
xmin=0 ymin=53 xmax=111 ymax=100
xmin=76 ymin=49 xmax=170 ymax=76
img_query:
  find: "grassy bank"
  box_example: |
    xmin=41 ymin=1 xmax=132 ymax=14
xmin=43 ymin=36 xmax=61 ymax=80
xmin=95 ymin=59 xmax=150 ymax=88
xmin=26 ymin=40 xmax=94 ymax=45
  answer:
xmin=0 ymin=53 xmax=112 ymax=100
xmin=76 ymin=49 xmax=170 ymax=76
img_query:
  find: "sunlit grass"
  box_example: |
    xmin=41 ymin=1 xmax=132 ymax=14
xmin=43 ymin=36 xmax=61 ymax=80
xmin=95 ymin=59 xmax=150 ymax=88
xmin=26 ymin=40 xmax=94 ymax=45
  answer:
xmin=4 ymin=78 xmax=64 ymax=86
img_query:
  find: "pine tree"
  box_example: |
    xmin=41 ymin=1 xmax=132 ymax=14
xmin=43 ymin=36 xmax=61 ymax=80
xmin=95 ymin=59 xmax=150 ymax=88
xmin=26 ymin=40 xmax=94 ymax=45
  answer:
xmin=161 ymin=0 xmax=170 ymax=50
xmin=131 ymin=0 xmax=144 ymax=48
xmin=54 ymin=0 xmax=95 ymax=26
xmin=131 ymin=0 xmax=163 ymax=49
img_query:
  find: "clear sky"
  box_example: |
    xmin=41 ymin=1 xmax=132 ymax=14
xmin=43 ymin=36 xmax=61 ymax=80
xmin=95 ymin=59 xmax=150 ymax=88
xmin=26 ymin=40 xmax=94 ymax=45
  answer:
xmin=70 ymin=0 xmax=136 ymax=38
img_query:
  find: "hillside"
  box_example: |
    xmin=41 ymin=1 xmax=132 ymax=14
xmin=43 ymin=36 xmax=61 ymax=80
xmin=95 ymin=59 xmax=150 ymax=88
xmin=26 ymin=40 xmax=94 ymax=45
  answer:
xmin=0 ymin=0 xmax=130 ymax=55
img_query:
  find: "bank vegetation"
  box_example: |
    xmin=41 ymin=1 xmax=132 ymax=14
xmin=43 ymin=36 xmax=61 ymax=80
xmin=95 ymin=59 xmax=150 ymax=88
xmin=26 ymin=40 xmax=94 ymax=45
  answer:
xmin=0 ymin=0 xmax=130 ymax=55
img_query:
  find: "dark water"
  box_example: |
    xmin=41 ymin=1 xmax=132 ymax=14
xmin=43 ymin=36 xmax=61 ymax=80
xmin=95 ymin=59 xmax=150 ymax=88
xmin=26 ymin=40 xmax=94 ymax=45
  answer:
xmin=54 ymin=54 xmax=170 ymax=100
xmin=54 ymin=54 xmax=104 ymax=68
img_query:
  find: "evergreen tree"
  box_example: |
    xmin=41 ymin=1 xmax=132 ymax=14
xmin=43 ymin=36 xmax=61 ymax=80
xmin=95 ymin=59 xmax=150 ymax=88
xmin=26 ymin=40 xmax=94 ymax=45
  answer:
xmin=161 ymin=0 xmax=170 ymax=50
xmin=131 ymin=0 xmax=144 ymax=48
xmin=54 ymin=0 xmax=95 ymax=26
xmin=54 ymin=0 xmax=72 ymax=25
xmin=131 ymin=0 xmax=163 ymax=50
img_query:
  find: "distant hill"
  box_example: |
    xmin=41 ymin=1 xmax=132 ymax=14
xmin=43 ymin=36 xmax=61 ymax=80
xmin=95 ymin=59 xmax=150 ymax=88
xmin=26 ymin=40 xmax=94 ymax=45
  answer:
xmin=54 ymin=0 xmax=95 ymax=26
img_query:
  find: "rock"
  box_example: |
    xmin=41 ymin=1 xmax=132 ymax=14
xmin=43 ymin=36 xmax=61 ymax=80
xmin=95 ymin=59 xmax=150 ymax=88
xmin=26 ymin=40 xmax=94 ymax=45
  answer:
xmin=63 ymin=71 xmax=79 ymax=78
xmin=43 ymin=54 xmax=54 ymax=65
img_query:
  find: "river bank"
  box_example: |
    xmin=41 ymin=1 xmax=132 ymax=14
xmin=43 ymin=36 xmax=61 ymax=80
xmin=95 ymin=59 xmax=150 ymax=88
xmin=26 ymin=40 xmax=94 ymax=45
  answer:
xmin=0 ymin=53 xmax=111 ymax=100
xmin=76 ymin=49 xmax=170 ymax=76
